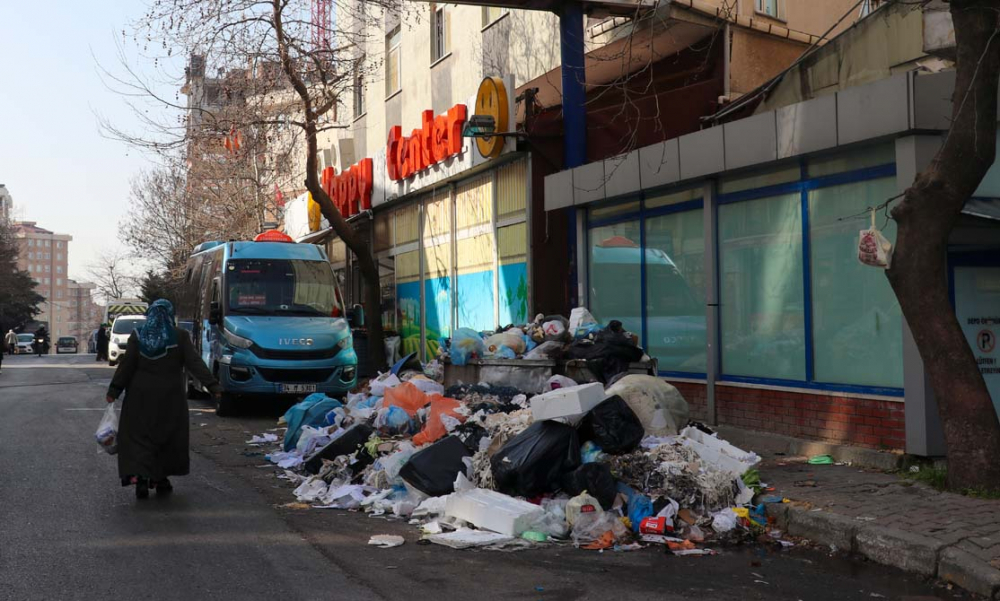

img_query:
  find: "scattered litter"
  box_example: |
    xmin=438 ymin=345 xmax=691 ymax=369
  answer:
xmin=368 ymin=535 xmax=405 ymax=548
xmin=808 ymin=454 xmax=834 ymax=465
xmin=427 ymin=528 xmax=514 ymax=549
xmin=794 ymin=480 xmax=818 ymax=487
xmin=277 ymin=502 xmax=311 ymax=510
xmin=246 ymin=433 xmax=278 ymax=445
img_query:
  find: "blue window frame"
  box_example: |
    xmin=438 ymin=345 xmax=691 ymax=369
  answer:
xmin=586 ymin=148 xmax=904 ymax=397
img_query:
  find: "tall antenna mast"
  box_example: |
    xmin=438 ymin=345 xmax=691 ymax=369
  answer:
xmin=311 ymin=0 xmax=332 ymax=51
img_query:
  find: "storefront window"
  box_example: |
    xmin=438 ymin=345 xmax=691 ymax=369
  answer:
xmin=719 ymin=163 xmax=800 ymax=195
xmin=588 ymin=221 xmax=642 ymax=336
xmin=498 ymin=222 xmax=529 ymax=325
xmin=423 ymin=191 xmax=452 ymax=358
xmin=379 ymin=256 xmax=396 ymax=331
xmin=645 ymin=187 xmax=700 ymax=209
xmin=645 ymin=209 xmax=706 ymax=373
xmin=456 ymin=176 xmax=495 ymax=330
xmin=395 ymin=250 xmax=421 ymax=356
xmin=720 ymin=193 xmax=805 ymax=380
xmin=807 ymin=143 xmax=894 ymax=178
xmin=809 ymin=177 xmax=902 ymax=388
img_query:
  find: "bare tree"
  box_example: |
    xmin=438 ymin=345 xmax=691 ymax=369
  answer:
xmin=886 ymin=0 xmax=1000 ymax=490
xmin=88 ymin=248 xmax=139 ymax=301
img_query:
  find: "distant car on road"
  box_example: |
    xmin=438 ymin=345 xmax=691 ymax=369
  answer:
xmin=109 ymin=316 xmax=146 ymax=366
xmin=15 ymin=333 xmax=34 ymax=354
xmin=56 ymin=336 xmax=79 ymax=354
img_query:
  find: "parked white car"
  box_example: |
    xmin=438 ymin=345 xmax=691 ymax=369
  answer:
xmin=108 ymin=316 xmax=146 ymax=366
xmin=16 ymin=333 xmax=34 ymax=354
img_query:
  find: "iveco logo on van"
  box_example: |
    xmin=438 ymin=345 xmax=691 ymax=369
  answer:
xmin=279 ymin=338 xmax=314 ymax=346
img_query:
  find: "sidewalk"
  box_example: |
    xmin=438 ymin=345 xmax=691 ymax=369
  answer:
xmin=757 ymin=450 xmax=1000 ymax=598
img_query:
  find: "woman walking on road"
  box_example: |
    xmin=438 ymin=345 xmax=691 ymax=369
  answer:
xmin=106 ymin=300 xmax=221 ymax=499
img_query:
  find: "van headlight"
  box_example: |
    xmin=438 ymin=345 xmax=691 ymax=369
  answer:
xmin=337 ymin=336 xmax=353 ymax=350
xmin=223 ymin=329 xmax=253 ymax=349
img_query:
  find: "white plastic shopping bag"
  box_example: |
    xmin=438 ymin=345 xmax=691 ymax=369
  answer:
xmin=95 ymin=404 xmax=119 ymax=455
xmin=858 ymin=209 xmax=893 ymax=269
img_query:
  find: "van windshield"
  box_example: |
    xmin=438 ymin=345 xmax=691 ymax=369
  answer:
xmin=226 ymin=259 xmax=343 ymax=317
xmin=113 ymin=318 xmax=146 ymax=335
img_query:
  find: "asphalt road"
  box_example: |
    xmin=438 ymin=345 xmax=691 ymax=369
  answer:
xmin=0 ymin=354 xmax=977 ymax=600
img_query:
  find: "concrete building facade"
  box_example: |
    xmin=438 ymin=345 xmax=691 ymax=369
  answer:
xmin=12 ymin=221 xmax=73 ymax=347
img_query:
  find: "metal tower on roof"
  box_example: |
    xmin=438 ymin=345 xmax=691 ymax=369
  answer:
xmin=312 ymin=0 xmax=332 ymax=51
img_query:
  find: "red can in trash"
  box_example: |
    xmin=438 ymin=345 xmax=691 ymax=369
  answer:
xmin=639 ymin=516 xmax=668 ymax=535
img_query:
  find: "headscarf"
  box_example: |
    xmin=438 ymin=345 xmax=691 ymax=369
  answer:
xmin=137 ymin=299 xmax=179 ymax=360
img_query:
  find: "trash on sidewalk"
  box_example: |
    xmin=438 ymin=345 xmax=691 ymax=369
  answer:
xmin=427 ymin=528 xmax=515 ymax=549
xmin=246 ymin=432 xmax=278 ymax=445
xmin=252 ymin=305 xmax=771 ymax=559
xmin=368 ymin=535 xmax=405 ymax=548
xmin=808 ymin=454 xmax=835 ymax=465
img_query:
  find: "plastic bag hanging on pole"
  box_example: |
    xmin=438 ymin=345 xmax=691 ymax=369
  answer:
xmin=858 ymin=208 xmax=893 ymax=269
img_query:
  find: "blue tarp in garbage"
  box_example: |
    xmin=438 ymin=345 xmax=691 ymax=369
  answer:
xmin=283 ymin=393 xmax=343 ymax=451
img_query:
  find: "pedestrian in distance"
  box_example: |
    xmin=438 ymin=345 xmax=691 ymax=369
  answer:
xmin=5 ymin=329 xmax=17 ymax=355
xmin=95 ymin=325 xmax=108 ymax=362
xmin=105 ymin=300 xmax=222 ymax=500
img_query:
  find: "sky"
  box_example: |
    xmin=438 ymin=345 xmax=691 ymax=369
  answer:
xmin=0 ymin=1 xmax=175 ymax=282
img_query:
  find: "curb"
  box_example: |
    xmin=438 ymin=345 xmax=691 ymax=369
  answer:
xmin=717 ymin=425 xmax=903 ymax=471
xmin=766 ymin=503 xmax=1000 ymax=599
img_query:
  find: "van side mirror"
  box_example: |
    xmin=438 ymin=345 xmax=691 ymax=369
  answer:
xmin=348 ymin=304 xmax=365 ymax=328
xmin=209 ymin=301 xmax=222 ymax=326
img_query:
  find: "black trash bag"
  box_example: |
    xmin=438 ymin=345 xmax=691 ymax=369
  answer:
xmin=578 ymin=395 xmax=644 ymax=455
xmin=491 ymin=421 xmax=581 ymax=498
xmin=399 ymin=436 xmax=472 ymax=497
xmin=560 ymin=463 xmax=617 ymax=510
xmin=304 ymin=424 xmax=374 ymax=475
xmin=453 ymin=422 xmax=489 ymax=453
xmin=565 ymin=324 xmax=644 ymax=383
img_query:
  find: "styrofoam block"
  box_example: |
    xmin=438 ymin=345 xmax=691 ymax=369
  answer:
xmin=530 ymin=382 xmax=606 ymax=423
xmin=678 ymin=426 xmax=761 ymax=477
xmin=445 ymin=488 xmax=545 ymax=536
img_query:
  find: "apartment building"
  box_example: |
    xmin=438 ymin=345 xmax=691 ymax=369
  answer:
xmin=12 ymin=221 xmax=73 ymax=346
xmin=0 ymin=185 xmax=11 ymax=222
xmin=67 ymin=280 xmax=102 ymax=348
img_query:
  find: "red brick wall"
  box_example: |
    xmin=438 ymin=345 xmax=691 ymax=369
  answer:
xmin=664 ymin=381 xmax=906 ymax=451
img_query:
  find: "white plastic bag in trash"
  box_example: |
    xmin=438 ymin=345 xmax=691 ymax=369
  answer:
xmin=605 ymin=375 xmax=688 ymax=436
xmin=369 ymin=372 xmax=401 ymax=396
xmin=858 ymin=210 xmax=893 ymax=269
xmin=711 ymin=508 xmax=738 ymax=533
xmin=95 ymin=404 xmax=119 ymax=455
xmin=543 ymin=375 xmax=578 ymax=392
xmin=569 ymin=307 xmax=598 ymax=334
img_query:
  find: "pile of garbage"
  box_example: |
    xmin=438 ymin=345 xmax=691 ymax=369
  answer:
xmin=442 ymin=307 xmax=647 ymax=384
xmin=254 ymin=332 xmax=780 ymax=553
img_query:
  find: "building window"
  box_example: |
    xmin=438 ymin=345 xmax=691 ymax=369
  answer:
xmin=589 ymin=221 xmax=643 ymax=338
xmin=385 ymin=25 xmax=401 ymax=97
xmin=431 ymin=4 xmax=450 ymax=63
xmin=719 ymin=192 xmax=805 ymax=381
xmin=45 ymin=265 xmax=50 ymax=273
xmin=57 ymin=266 xmax=62 ymax=274
xmin=57 ymin=241 xmax=63 ymax=248
xmin=28 ymin=239 xmax=34 ymax=247
xmin=44 ymin=277 xmax=50 ymax=285
xmin=756 ymin=0 xmax=783 ymax=19
xmin=645 ymin=209 xmax=706 ymax=373
xmin=809 ymin=177 xmax=903 ymax=388
xmin=27 ymin=252 xmax=33 ymax=259
xmin=482 ymin=6 xmax=509 ymax=27
xmin=353 ymin=56 xmax=366 ymax=119
xmin=57 ymin=253 xmax=63 ymax=260
xmin=57 ymin=278 xmax=63 ymax=285
xmin=57 ymin=289 xmax=63 ymax=298
xmin=44 ymin=240 xmax=50 ymax=247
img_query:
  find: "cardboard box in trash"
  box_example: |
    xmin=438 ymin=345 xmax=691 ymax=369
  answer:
xmin=445 ymin=488 xmax=544 ymax=536
xmin=530 ymin=382 xmax=606 ymax=423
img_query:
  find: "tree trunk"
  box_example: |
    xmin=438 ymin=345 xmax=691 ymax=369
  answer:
xmin=302 ymin=122 xmax=388 ymax=374
xmin=272 ymin=0 xmax=387 ymax=374
xmin=886 ymin=0 xmax=1000 ymax=490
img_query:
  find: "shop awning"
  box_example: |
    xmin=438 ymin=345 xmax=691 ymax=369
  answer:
xmin=296 ymin=227 xmax=333 ymax=244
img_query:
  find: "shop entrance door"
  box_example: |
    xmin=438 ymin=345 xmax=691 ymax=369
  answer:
xmin=952 ymin=260 xmax=1000 ymax=418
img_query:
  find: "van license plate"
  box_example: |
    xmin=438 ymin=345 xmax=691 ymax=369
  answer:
xmin=281 ymin=384 xmax=317 ymax=394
